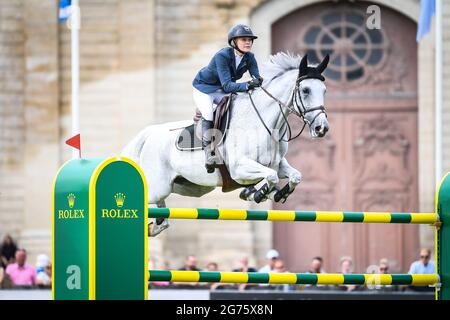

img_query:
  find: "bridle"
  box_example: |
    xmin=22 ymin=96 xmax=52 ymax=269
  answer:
xmin=248 ymin=74 xmax=327 ymax=142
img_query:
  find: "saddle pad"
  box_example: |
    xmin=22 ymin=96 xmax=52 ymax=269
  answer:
xmin=176 ymin=98 xmax=234 ymax=152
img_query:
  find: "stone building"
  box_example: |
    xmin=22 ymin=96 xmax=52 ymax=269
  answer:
xmin=1 ymin=0 xmax=449 ymax=274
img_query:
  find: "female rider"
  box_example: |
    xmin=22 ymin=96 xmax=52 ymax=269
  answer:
xmin=192 ymin=24 xmax=263 ymax=173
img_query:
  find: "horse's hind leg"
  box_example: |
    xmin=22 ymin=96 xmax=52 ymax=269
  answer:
xmin=144 ymin=153 xmax=174 ymax=237
xmin=149 ymin=200 xmax=170 ymax=237
xmin=155 ymin=201 xmax=167 ymax=225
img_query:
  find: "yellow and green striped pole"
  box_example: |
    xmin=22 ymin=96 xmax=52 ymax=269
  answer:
xmin=149 ymin=208 xmax=438 ymax=224
xmin=148 ymin=270 xmax=438 ymax=286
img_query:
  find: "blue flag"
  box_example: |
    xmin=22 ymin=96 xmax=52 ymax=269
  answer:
xmin=416 ymin=0 xmax=436 ymax=41
xmin=59 ymin=0 xmax=72 ymax=22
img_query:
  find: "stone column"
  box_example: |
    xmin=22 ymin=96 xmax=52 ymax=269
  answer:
xmin=20 ymin=0 xmax=59 ymax=262
xmin=0 ymin=1 xmax=26 ymax=239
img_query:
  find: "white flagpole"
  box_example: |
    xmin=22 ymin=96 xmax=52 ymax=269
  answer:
xmin=435 ymin=0 xmax=443 ymax=185
xmin=71 ymin=0 xmax=80 ymax=159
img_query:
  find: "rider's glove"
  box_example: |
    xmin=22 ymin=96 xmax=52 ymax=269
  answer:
xmin=246 ymin=77 xmax=262 ymax=91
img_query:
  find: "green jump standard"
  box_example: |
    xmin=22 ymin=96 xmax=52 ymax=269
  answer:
xmin=52 ymin=157 xmax=148 ymax=300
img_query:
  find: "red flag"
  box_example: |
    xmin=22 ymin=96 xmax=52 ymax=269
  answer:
xmin=66 ymin=134 xmax=81 ymax=150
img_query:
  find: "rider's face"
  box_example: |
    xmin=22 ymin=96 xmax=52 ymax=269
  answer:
xmin=235 ymin=37 xmax=253 ymax=53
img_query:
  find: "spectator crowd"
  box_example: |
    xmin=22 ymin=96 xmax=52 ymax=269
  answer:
xmin=0 ymin=233 xmax=436 ymax=294
xmin=0 ymin=234 xmax=52 ymax=289
xmin=148 ymin=247 xmax=437 ymax=293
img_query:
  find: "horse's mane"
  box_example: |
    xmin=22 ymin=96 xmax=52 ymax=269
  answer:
xmin=260 ymin=51 xmax=302 ymax=84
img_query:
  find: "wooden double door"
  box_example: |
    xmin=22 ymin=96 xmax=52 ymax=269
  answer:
xmin=271 ymin=2 xmax=419 ymax=273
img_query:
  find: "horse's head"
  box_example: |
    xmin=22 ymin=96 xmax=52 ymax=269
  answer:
xmin=295 ymin=54 xmax=329 ymax=138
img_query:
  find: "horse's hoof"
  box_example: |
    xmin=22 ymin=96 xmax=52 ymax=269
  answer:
xmin=274 ymin=183 xmax=290 ymax=202
xmin=254 ymin=183 xmax=269 ymax=203
xmin=274 ymin=183 xmax=294 ymax=203
xmin=149 ymin=219 xmax=170 ymax=237
xmin=253 ymin=192 xmax=264 ymax=203
xmin=239 ymin=186 xmax=256 ymax=200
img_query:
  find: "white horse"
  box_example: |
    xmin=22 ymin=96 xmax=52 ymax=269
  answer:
xmin=121 ymin=52 xmax=330 ymax=236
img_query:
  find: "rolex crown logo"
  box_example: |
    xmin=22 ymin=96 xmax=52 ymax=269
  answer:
xmin=67 ymin=193 xmax=76 ymax=208
xmin=114 ymin=193 xmax=126 ymax=208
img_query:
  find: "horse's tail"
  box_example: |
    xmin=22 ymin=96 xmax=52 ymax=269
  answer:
xmin=120 ymin=128 xmax=149 ymax=163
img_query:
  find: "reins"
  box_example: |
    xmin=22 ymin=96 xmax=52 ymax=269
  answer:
xmin=248 ymin=76 xmax=327 ymax=142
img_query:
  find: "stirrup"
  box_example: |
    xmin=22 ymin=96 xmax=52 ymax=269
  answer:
xmin=205 ymin=164 xmax=215 ymax=173
xmin=205 ymin=149 xmax=218 ymax=173
xmin=204 ymin=145 xmax=221 ymax=173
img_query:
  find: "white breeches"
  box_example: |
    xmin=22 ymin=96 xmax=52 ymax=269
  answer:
xmin=193 ymin=87 xmax=228 ymax=121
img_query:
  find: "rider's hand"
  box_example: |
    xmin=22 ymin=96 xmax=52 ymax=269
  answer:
xmin=247 ymin=78 xmax=262 ymax=91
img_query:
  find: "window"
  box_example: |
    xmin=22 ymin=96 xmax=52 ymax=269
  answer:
xmin=301 ymin=10 xmax=387 ymax=83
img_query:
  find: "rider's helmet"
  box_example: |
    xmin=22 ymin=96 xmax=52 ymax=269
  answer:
xmin=227 ymin=24 xmax=258 ymax=51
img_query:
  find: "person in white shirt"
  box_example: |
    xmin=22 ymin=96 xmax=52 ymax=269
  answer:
xmin=258 ymin=249 xmax=279 ymax=273
xmin=35 ymin=254 xmax=51 ymax=287
xmin=273 ymin=259 xmax=296 ymax=291
xmin=408 ymin=248 xmax=436 ymax=274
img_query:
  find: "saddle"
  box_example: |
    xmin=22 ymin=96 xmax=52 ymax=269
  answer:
xmin=194 ymin=94 xmax=231 ymax=131
xmin=176 ymin=95 xmax=232 ymax=151
xmin=175 ymin=94 xmax=244 ymax=192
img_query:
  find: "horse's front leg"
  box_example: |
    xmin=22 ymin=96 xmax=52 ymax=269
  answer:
xmin=230 ymin=158 xmax=279 ymax=203
xmin=273 ymin=157 xmax=302 ymax=203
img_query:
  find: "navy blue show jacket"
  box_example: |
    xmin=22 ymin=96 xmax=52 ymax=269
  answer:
xmin=193 ymin=47 xmax=261 ymax=94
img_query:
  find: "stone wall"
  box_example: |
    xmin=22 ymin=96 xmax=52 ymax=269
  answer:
xmin=0 ymin=0 xmax=59 ymax=262
xmin=443 ymin=0 xmax=450 ymax=174
xmin=0 ymin=0 xmax=25 ymax=239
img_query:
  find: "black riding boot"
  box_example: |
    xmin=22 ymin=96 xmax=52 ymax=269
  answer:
xmin=201 ymin=118 xmax=219 ymax=173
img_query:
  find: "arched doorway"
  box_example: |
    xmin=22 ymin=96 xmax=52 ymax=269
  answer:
xmin=272 ymin=2 xmax=419 ymax=274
